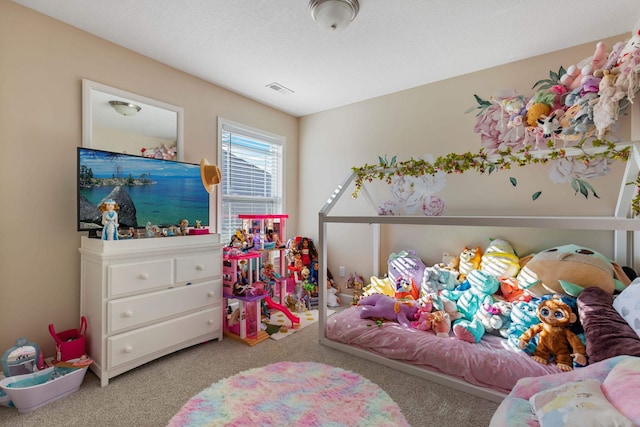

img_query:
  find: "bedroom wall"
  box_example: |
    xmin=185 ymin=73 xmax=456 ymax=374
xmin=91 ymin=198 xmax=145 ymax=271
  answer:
xmin=0 ymin=1 xmax=298 ymax=355
xmin=298 ymin=34 xmax=634 ymax=292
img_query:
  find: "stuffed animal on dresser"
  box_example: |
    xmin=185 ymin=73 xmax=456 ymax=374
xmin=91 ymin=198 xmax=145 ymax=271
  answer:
xmin=518 ymin=297 xmax=587 ymax=371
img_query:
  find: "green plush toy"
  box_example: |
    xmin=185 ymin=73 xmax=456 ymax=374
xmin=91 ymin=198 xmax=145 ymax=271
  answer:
xmin=516 ymin=244 xmax=631 ymax=297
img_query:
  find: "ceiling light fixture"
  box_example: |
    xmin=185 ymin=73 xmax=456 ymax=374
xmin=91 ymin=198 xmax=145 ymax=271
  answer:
xmin=109 ymin=100 xmax=142 ymax=116
xmin=309 ymin=0 xmax=359 ymax=31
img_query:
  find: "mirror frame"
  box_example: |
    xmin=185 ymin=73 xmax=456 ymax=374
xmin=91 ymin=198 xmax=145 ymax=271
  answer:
xmin=82 ymin=79 xmax=184 ymax=161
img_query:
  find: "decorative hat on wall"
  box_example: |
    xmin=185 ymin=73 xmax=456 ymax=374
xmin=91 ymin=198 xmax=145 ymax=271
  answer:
xmin=200 ymin=158 xmax=221 ymax=193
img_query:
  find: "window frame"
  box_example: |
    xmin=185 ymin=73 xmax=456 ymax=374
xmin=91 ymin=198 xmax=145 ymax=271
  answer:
xmin=216 ymin=117 xmax=286 ymax=243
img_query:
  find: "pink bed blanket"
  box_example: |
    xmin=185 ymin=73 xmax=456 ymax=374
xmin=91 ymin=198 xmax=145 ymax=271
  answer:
xmin=325 ymin=306 xmax=562 ymax=394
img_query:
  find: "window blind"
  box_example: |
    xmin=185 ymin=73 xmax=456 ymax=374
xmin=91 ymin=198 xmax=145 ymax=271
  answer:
xmin=220 ymin=121 xmax=284 ymax=244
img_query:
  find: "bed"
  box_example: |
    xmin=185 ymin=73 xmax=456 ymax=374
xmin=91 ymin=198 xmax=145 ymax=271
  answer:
xmin=325 ymin=305 xmax=562 ymax=396
xmin=316 ymin=143 xmax=640 ymax=402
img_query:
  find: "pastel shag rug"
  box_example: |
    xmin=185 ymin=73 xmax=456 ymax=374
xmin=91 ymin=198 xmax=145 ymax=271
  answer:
xmin=167 ymin=361 xmax=409 ymax=427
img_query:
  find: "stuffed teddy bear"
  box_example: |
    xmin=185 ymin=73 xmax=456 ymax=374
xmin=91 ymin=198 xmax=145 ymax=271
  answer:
xmin=358 ymin=293 xmax=419 ymax=328
xmin=507 ymin=299 xmax=541 ymax=353
xmin=421 ymin=263 xmax=460 ymax=308
xmin=450 ymin=269 xmax=500 ymax=343
xmin=475 ymin=300 xmax=512 ymax=338
xmin=458 ymin=246 xmax=482 ymax=280
xmin=517 ymin=244 xmax=631 ymax=298
xmin=518 ymin=296 xmax=587 ymax=371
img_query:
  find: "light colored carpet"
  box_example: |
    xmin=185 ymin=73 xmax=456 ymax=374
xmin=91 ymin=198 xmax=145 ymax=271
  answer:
xmin=266 ymin=309 xmax=334 ymax=340
xmin=0 ymin=315 xmax=500 ymax=426
xmin=167 ymin=361 xmax=409 ymax=426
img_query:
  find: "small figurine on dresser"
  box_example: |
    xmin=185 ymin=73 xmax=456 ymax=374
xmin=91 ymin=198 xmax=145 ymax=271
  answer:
xmin=179 ymin=219 xmax=189 ymax=236
xmin=99 ymin=199 xmax=119 ymax=241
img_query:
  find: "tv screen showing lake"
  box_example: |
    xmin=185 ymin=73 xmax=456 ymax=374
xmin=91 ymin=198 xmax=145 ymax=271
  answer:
xmin=78 ymin=148 xmax=209 ymax=228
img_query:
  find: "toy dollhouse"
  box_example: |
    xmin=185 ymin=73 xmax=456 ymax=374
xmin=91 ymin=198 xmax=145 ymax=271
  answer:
xmin=222 ymin=214 xmax=299 ymax=345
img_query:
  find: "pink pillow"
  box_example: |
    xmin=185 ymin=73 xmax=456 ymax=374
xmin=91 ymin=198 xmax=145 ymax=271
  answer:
xmin=601 ymin=357 xmax=640 ymax=425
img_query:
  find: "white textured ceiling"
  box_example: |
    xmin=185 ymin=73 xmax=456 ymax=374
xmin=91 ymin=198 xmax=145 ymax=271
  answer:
xmin=12 ymin=0 xmax=640 ymax=117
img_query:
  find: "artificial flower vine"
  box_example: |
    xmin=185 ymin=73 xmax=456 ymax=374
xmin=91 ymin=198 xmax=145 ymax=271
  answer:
xmin=351 ymin=139 xmax=631 ymax=206
xmin=632 ymin=173 xmax=640 ymax=216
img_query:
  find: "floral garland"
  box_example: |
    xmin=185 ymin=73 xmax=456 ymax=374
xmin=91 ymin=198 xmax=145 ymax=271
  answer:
xmin=352 ymin=140 xmax=632 ymax=212
xmin=632 ymin=173 xmax=640 ymax=216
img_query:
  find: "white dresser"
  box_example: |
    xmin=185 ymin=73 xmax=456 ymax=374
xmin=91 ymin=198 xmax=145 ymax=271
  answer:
xmin=79 ymin=234 xmax=223 ymax=386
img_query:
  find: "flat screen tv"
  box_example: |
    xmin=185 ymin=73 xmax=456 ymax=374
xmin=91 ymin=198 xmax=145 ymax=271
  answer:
xmin=77 ymin=147 xmax=209 ymax=236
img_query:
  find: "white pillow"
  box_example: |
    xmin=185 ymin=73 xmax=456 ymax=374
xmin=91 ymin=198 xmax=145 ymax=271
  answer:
xmin=613 ymin=280 xmax=640 ymax=339
xmin=529 ymin=379 xmax=633 ymax=427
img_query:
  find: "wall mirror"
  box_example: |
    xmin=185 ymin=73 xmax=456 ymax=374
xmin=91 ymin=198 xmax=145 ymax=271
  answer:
xmin=82 ymin=79 xmax=184 ymax=161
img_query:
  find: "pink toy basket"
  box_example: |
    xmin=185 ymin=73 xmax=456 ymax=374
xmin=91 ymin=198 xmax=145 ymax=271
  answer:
xmin=48 ymin=316 xmax=87 ymax=362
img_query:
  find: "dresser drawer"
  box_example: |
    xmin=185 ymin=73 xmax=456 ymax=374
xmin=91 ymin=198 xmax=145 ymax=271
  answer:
xmin=108 ymin=280 xmax=222 ymax=334
xmin=176 ymin=254 xmax=220 ymax=283
xmin=108 ymin=307 xmax=221 ymax=369
xmin=109 ymin=259 xmax=174 ymax=297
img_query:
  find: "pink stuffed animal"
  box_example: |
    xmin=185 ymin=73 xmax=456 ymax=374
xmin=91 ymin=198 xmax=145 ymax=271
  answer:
xmin=560 ymin=41 xmax=609 ymax=91
xmin=411 ymin=307 xmax=451 ymax=337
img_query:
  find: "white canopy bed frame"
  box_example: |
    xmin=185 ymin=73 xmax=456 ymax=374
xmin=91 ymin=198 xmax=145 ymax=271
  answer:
xmin=317 ymin=141 xmax=640 ymax=402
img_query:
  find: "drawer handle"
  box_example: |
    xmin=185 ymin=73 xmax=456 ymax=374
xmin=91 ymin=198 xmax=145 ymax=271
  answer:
xmin=138 ymin=273 xmax=149 ymax=280
xmin=207 ymin=291 xmax=215 ymax=297
xmin=207 ymin=319 xmax=215 ymax=325
xmin=124 ymin=310 xmax=133 ymax=318
xmin=196 ymin=264 xmax=205 ymax=271
xmin=124 ymin=346 xmax=133 ymax=353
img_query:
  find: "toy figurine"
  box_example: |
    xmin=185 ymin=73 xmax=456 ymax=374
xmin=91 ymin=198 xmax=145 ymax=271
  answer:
xmin=327 ymin=279 xmax=341 ymax=307
xmin=297 ymin=237 xmax=318 ymax=268
xmin=145 ymin=221 xmax=154 ymax=238
xmin=99 ymin=199 xmax=119 ymax=240
xmin=179 ymin=219 xmax=189 ymax=236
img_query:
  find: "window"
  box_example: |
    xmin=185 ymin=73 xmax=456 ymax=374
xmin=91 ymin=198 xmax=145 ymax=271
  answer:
xmin=218 ymin=118 xmax=284 ymax=244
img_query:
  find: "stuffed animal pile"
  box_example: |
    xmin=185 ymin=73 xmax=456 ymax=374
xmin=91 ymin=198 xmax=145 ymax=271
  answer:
xmin=470 ymin=22 xmax=640 ymax=145
xmin=356 ymin=239 xmax=633 ymax=370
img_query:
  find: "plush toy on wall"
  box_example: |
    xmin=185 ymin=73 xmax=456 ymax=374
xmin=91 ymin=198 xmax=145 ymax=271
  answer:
xmin=559 ymin=41 xmax=608 ymax=91
xmin=358 ymin=294 xmax=420 ymax=328
xmin=518 ymin=297 xmax=587 ymax=371
xmin=516 ymin=244 xmax=631 ymax=298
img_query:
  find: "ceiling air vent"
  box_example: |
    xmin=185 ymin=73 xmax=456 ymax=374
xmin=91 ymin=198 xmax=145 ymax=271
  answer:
xmin=265 ymin=82 xmax=294 ymax=95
